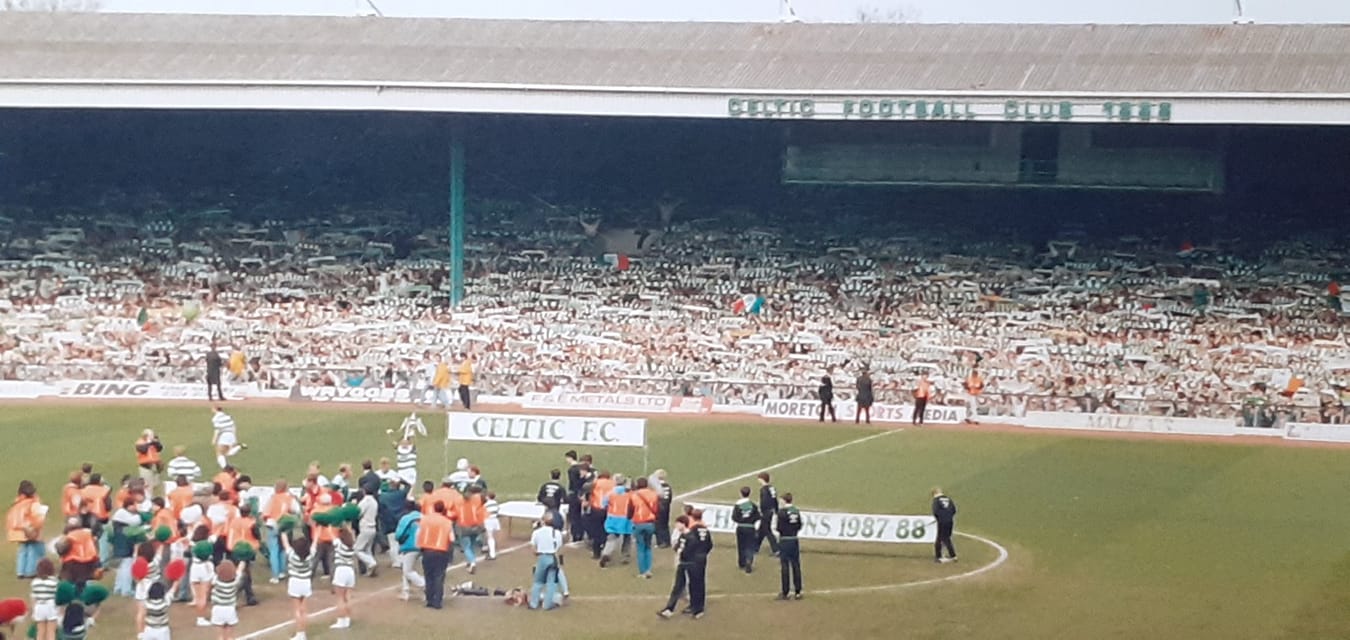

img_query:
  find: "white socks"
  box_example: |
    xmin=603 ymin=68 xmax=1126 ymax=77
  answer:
xmin=227 ymin=445 xmax=242 ymax=456
xmin=487 ymin=535 xmax=497 ymax=559
xmin=216 ymin=454 xmax=228 ymax=468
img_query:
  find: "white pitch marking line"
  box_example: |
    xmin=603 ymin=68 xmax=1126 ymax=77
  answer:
xmin=237 ymin=428 xmax=899 ymax=639
xmin=565 ymin=529 xmax=1010 ymax=602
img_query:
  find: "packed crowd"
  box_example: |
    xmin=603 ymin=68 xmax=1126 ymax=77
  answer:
xmin=2 ymin=195 xmax=1350 ymax=423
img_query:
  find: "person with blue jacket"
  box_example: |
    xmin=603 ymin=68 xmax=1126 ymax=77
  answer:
xmin=392 ymin=498 xmax=426 ymax=601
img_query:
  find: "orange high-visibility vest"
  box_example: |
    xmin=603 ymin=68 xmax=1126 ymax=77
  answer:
xmin=630 ymin=488 xmax=659 ymax=524
xmin=136 ymin=439 xmax=161 ymax=467
xmin=459 ymin=495 xmax=487 ymax=527
xmin=264 ymin=493 xmax=296 ymax=522
xmin=113 ymin=487 xmax=131 ymax=510
xmin=62 ymin=528 xmax=98 ymax=563
xmin=966 ymin=374 xmax=984 ymax=395
xmin=168 ymin=486 xmax=195 ymax=521
xmin=416 ymin=512 xmax=454 ymax=551
xmin=6 ymin=496 xmax=42 ymax=543
xmin=150 ymin=508 xmax=178 ymax=542
xmin=419 ymin=493 xmax=437 ymax=515
xmin=606 ymin=490 xmax=631 ymax=519
xmin=213 ymin=472 xmax=236 ymax=494
xmin=915 ymin=379 xmax=932 ymax=400
xmin=61 ymin=483 xmax=82 ymax=518
xmin=589 ymin=478 xmax=615 ymax=510
xmin=227 ymin=516 xmax=259 ymax=549
xmin=81 ymin=485 xmax=110 ymax=520
xmin=313 ymin=523 xmax=336 ymax=544
xmin=431 ymin=488 xmax=462 ymax=520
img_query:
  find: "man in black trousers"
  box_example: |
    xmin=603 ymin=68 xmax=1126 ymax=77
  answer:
xmin=731 ymin=486 xmax=760 ymax=574
xmin=756 ymin=472 xmax=780 ymax=557
xmin=564 ymin=452 xmax=587 ymax=543
xmin=686 ymin=508 xmax=712 ymax=617
xmin=657 ymin=515 xmax=694 ymax=619
xmin=205 ymin=344 xmax=225 ymax=401
xmin=932 ymin=487 xmax=958 ymax=563
xmin=776 ymin=493 xmax=803 ymax=600
xmin=654 ymin=470 xmax=673 ymax=548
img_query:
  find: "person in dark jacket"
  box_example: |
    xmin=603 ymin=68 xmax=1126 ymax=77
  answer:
xmin=931 ymin=487 xmax=958 ymax=563
xmin=855 ymin=368 xmax=875 ymax=424
xmin=564 ymin=452 xmax=586 ymax=543
xmin=817 ymin=376 xmax=836 ymax=423
xmin=205 ymin=345 xmax=225 ymax=401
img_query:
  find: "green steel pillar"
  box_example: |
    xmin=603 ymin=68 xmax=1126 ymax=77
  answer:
xmin=449 ymin=127 xmax=466 ymax=307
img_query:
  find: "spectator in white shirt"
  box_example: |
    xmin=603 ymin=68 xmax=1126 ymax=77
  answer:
xmin=528 ymin=517 xmax=564 ymax=610
xmin=354 ymin=490 xmax=380 ymax=577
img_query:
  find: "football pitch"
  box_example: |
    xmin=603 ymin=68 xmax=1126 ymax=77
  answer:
xmin=4 ymin=403 xmax=1350 ymax=639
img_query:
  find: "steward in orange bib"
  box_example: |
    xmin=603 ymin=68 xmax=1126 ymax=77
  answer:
xmin=600 ymin=475 xmax=633 ymax=568
xmin=630 ymin=477 xmax=660 ymax=578
xmin=168 ymin=477 xmax=196 ymax=522
xmin=134 ymin=429 xmax=165 ymax=495
xmin=79 ymin=474 xmax=111 ymax=541
xmin=8 ymin=480 xmax=47 ymax=578
xmin=58 ymin=519 xmax=101 ymax=591
xmin=149 ymin=499 xmax=178 ymax=543
xmin=417 ymin=502 xmax=455 ymax=609
xmin=61 ymin=472 xmax=83 ymax=520
xmin=585 ymin=471 xmax=615 ymax=559
xmin=263 ymin=480 xmax=300 ymax=582
xmin=457 ymin=486 xmax=488 ymax=572
xmin=226 ymin=504 xmax=261 ymax=606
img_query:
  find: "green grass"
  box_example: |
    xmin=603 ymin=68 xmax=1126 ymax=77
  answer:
xmin=3 ymin=404 xmax=1350 ymax=639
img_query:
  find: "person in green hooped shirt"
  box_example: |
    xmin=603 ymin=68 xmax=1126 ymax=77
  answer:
xmin=1242 ymin=384 xmax=1268 ymax=427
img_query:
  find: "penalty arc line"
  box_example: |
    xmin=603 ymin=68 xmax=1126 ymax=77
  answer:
xmin=237 ymin=428 xmax=901 ymax=638
xmin=565 ymin=529 xmax=1010 ymax=602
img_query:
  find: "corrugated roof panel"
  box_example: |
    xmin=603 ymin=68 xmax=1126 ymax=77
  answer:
xmin=0 ymin=15 xmax=1348 ymax=94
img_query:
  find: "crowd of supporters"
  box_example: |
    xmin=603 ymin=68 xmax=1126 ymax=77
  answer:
xmin=2 ymin=193 xmax=1349 ymax=424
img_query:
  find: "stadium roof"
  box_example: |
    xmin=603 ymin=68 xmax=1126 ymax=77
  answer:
xmin=1 ymin=14 xmax=1349 ymax=124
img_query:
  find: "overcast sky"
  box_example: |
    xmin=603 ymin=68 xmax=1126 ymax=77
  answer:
xmin=99 ymin=0 xmax=1350 ymax=24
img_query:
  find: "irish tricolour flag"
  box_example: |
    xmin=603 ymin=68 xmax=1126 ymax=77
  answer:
xmin=601 ymin=253 xmax=631 ymax=271
xmin=731 ymin=294 xmax=765 ymax=315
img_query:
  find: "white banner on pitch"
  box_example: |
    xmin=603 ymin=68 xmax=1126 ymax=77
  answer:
xmin=688 ymin=502 xmax=937 ymax=544
xmin=447 ymin=412 xmax=646 ymax=448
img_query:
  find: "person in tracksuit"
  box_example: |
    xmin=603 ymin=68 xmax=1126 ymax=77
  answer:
xmin=932 ymin=487 xmax=958 ymax=563
xmin=731 ymin=486 xmax=760 ymax=574
xmin=776 ymin=493 xmax=803 ymax=600
xmin=756 ymin=472 xmax=780 ymax=557
xmin=686 ymin=509 xmax=712 ymax=616
xmin=657 ymin=515 xmax=693 ymax=620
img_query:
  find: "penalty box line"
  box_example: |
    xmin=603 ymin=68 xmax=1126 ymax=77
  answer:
xmin=237 ymin=428 xmax=900 ymax=638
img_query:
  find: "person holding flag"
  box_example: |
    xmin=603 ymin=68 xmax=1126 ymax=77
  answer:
xmin=731 ymin=293 xmax=765 ymax=315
